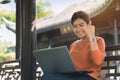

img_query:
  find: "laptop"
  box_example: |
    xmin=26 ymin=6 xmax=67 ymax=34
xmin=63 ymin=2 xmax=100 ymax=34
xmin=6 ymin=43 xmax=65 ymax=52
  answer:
xmin=33 ymin=46 xmax=92 ymax=74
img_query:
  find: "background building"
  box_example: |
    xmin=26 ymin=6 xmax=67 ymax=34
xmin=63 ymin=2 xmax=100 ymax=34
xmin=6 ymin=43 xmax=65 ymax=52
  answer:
xmin=36 ymin=0 xmax=120 ymax=49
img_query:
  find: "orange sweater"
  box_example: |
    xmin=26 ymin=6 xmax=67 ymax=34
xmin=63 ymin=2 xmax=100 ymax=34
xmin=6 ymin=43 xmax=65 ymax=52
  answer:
xmin=70 ymin=37 xmax=105 ymax=80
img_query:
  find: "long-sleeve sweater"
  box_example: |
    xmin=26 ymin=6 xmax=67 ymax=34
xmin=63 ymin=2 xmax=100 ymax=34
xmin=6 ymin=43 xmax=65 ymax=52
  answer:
xmin=70 ymin=36 xmax=105 ymax=80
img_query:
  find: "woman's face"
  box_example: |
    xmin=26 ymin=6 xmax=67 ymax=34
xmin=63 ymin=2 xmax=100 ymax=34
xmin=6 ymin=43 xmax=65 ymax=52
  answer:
xmin=72 ymin=18 xmax=88 ymax=39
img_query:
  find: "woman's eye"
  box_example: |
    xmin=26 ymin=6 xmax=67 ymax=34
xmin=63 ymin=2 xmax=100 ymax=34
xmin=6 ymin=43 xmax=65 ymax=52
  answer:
xmin=79 ymin=25 xmax=83 ymax=27
xmin=72 ymin=24 xmax=84 ymax=28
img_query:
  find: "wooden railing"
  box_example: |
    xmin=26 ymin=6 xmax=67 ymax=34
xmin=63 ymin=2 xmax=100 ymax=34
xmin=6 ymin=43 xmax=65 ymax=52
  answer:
xmin=0 ymin=45 xmax=120 ymax=80
xmin=100 ymin=45 xmax=120 ymax=80
xmin=0 ymin=59 xmax=42 ymax=80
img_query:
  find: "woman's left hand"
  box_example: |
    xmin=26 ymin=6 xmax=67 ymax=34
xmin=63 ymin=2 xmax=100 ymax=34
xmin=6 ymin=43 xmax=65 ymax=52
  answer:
xmin=86 ymin=21 xmax=95 ymax=38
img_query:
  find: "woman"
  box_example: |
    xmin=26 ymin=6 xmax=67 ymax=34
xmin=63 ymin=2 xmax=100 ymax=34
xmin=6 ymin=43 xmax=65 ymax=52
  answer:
xmin=41 ymin=11 xmax=105 ymax=80
xmin=69 ymin=11 xmax=106 ymax=80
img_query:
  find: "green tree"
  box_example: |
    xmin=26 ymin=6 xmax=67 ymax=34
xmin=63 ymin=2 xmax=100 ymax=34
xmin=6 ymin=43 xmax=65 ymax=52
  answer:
xmin=0 ymin=10 xmax=16 ymax=23
xmin=0 ymin=41 xmax=15 ymax=62
xmin=36 ymin=0 xmax=53 ymax=19
xmin=0 ymin=0 xmax=52 ymax=23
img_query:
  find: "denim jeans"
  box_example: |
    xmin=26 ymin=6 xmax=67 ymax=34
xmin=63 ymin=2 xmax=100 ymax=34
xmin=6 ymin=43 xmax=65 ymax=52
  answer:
xmin=41 ymin=73 xmax=96 ymax=80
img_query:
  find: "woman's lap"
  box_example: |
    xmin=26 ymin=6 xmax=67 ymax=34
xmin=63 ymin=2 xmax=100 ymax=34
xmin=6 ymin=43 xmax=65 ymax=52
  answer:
xmin=41 ymin=73 xmax=96 ymax=80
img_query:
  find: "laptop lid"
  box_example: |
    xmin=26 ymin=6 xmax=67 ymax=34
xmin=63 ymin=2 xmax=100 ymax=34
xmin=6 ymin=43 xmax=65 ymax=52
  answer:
xmin=33 ymin=46 xmax=77 ymax=73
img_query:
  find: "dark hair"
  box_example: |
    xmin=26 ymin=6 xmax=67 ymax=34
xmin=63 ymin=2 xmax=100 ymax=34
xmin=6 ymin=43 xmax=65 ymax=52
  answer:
xmin=71 ymin=11 xmax=90 ymax=25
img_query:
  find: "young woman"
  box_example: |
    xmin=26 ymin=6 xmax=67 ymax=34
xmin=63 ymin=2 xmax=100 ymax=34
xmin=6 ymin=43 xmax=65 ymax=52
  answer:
xmin=41 ymin=11 xmax=105 ymax=80
xmin=70 ymin=11 xmax=106 ymax=80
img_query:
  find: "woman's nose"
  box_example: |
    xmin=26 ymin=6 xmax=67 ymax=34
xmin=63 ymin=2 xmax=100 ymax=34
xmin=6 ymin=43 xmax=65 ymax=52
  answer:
xmin=76 ymin=26 xmax=81 ymax=31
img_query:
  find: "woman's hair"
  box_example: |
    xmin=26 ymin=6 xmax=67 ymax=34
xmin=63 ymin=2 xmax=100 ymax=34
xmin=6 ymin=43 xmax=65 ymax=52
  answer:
xmin=71 ymin=11 xmax=90 ymax=25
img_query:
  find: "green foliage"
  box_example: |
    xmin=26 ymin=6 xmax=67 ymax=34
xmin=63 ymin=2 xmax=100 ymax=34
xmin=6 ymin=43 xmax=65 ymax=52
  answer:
xmin=0 ymin=10 xmax=16 ymax=23
xmin=0 ymin=53 xmax=11 ymax=62
xmin=0 ymin=41 xmax=8 ymax=53
xmin=0 ymin=41 xmax=15 ymax=62
xmin=36 ymin=0 xmax=53 ymax=19
xmin=0 ymin=0 xmax=52 ymax=23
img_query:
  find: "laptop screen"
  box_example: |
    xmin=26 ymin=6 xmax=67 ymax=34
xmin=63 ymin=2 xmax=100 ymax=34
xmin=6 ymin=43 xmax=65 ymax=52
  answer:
xmin=33 ymin=46 xmax=77 ymax=73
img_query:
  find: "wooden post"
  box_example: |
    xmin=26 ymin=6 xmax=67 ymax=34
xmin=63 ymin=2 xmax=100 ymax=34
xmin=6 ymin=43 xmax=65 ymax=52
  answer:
xmin=20 ymin=0 xmax=36 ymax=80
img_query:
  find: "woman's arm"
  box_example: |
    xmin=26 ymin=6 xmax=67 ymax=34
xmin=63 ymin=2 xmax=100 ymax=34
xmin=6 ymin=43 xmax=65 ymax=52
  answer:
xmin=86 ymin=22 xmax=106 ymax=65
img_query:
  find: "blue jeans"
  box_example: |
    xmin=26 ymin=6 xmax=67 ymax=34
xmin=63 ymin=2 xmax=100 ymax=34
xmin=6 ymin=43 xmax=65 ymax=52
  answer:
xmin=41 ymin=73 xmax=96 ymax=80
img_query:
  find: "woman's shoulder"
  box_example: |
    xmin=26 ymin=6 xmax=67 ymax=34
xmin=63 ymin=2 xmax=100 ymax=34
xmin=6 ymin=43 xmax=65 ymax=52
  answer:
xmin=70 ymin=40 xmax=80 ymax=47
